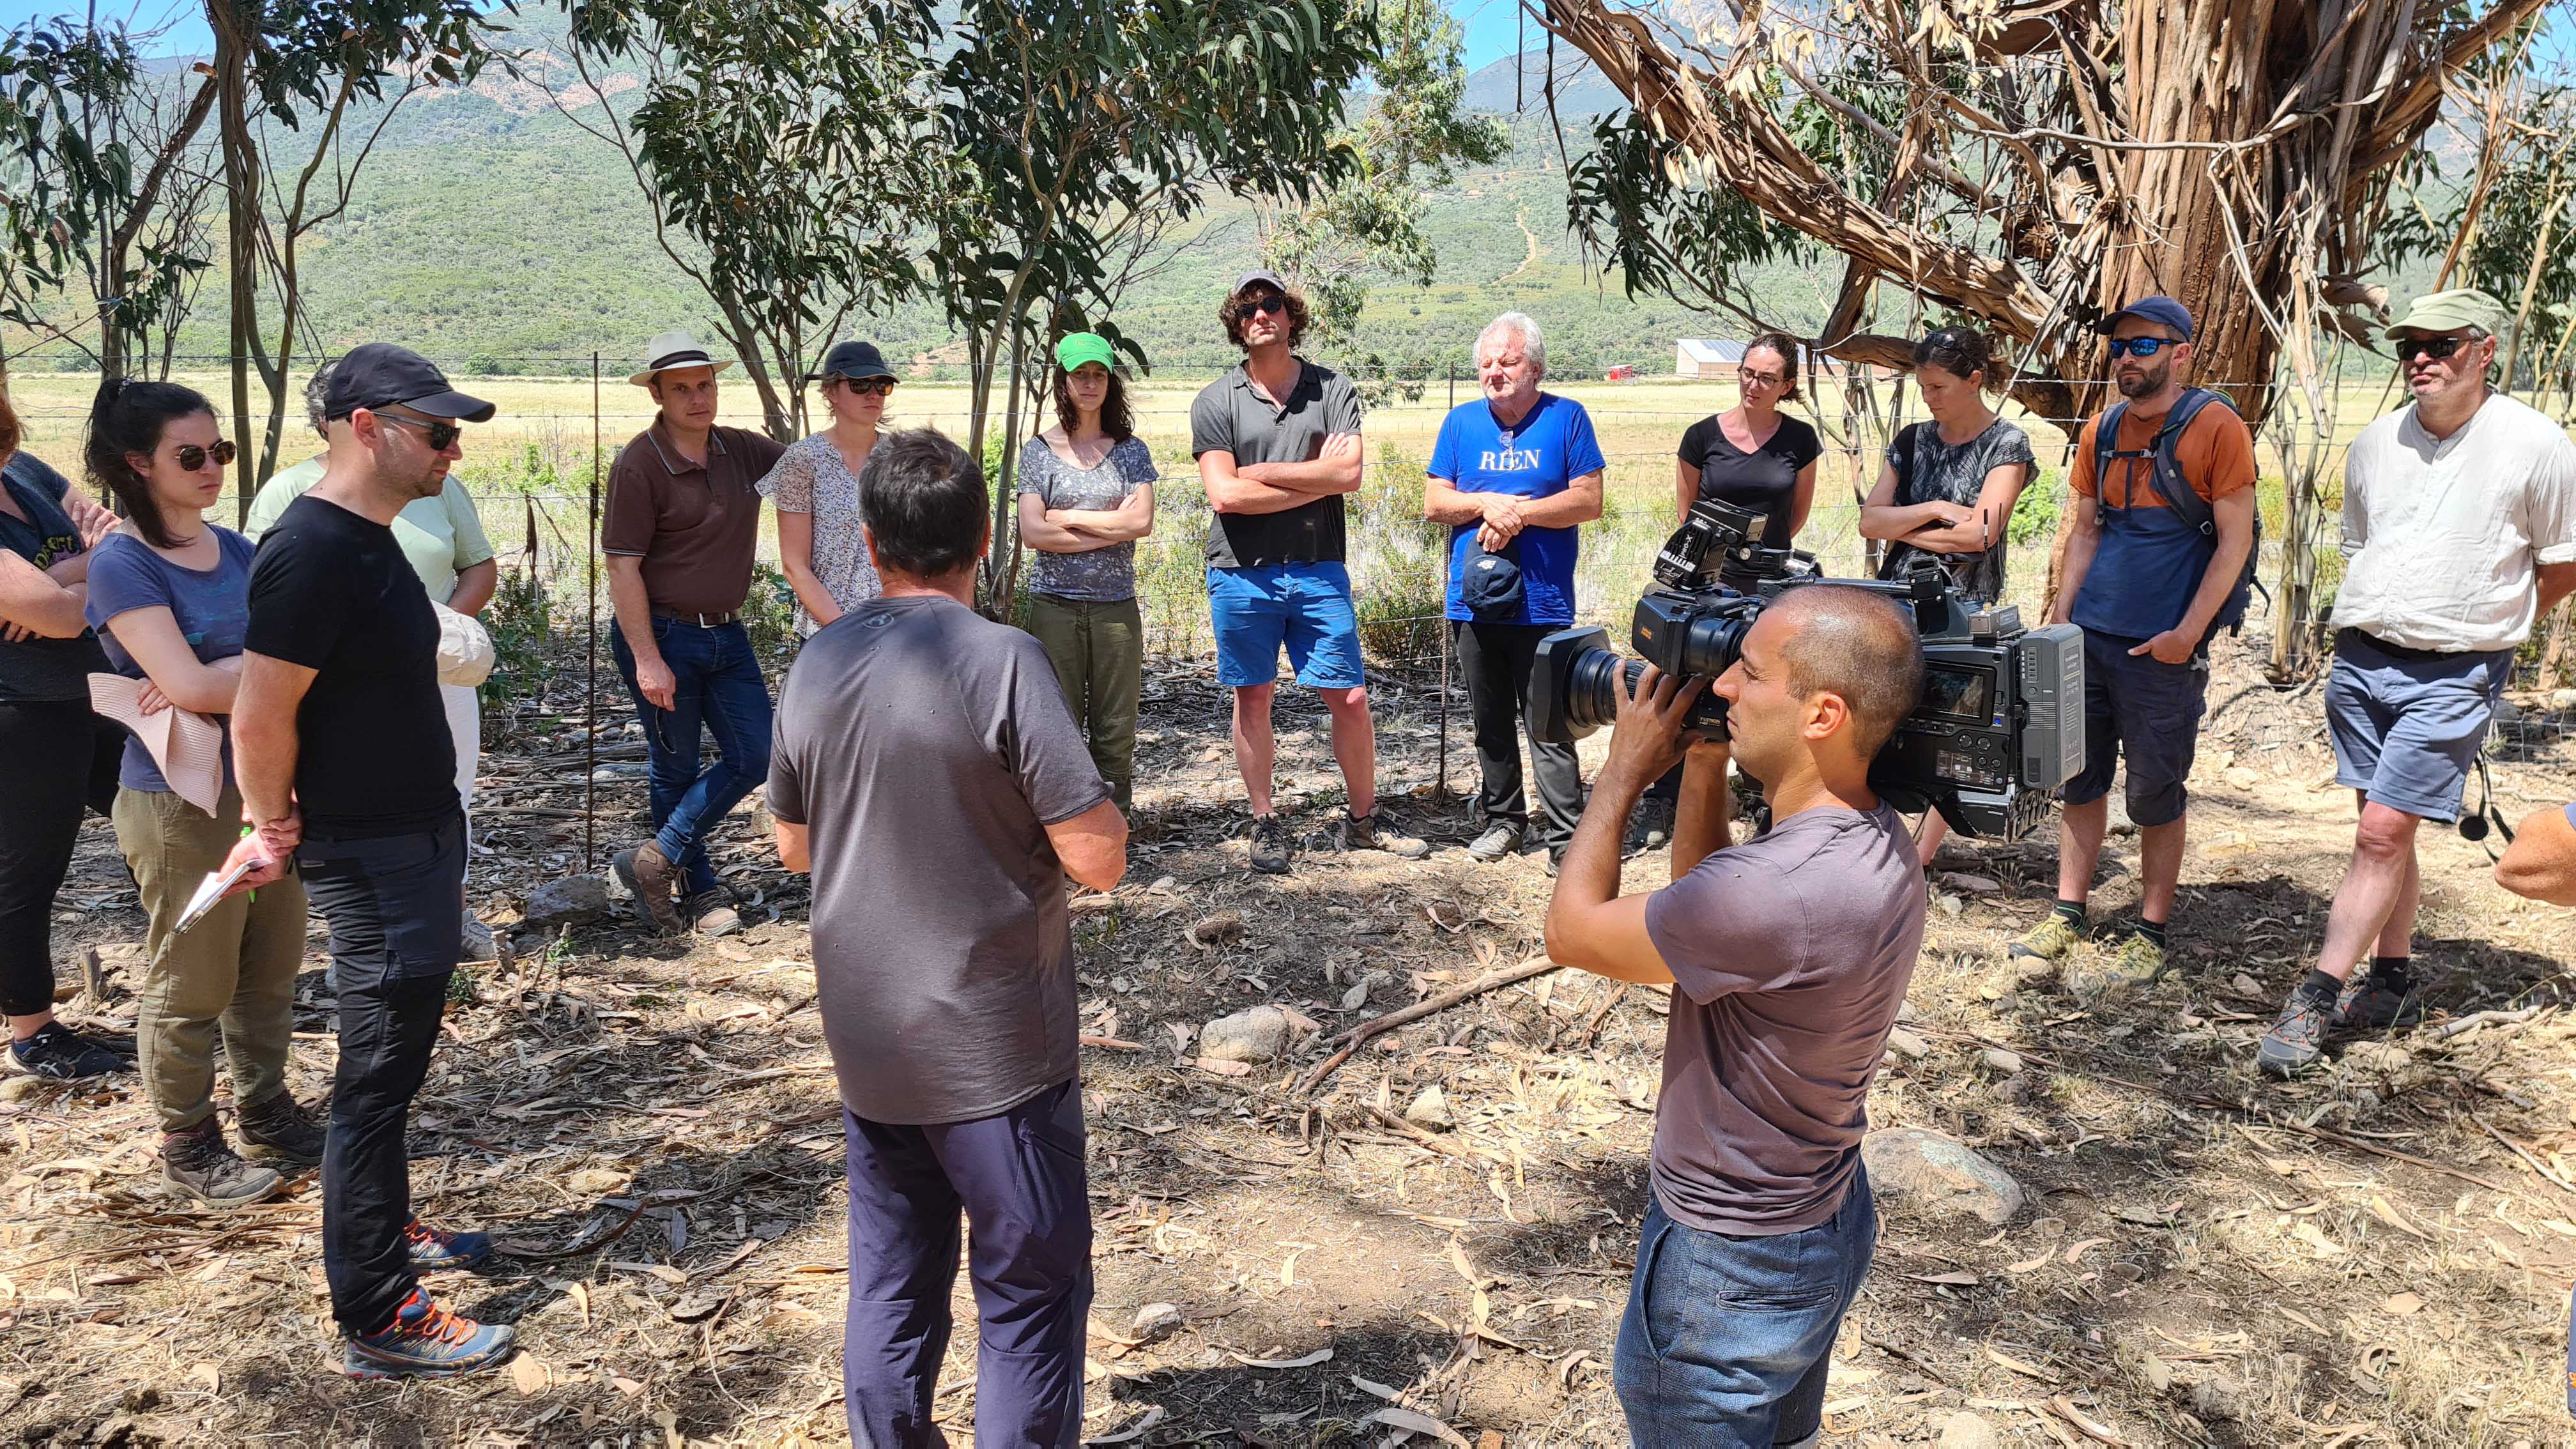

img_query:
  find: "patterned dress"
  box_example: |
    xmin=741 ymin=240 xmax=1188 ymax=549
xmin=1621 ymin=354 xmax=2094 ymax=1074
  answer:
xmin=758 ymin=431 xmax=882 ymax=636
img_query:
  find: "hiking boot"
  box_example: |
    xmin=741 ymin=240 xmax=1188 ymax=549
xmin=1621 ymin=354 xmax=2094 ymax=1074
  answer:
xmin=1248 ymin=815 xmax=1292 ymax=875
xmin=1627 ymin=797 xmax=1676 ymax=852
xmin=405 ymin=1218 xmax=495 ymax=1271
xmin=687 ymin=889 xmax=744 ymax=939
xmin=342 ymin=1289 xmax=516 ymax=1379
xmin=1338 ymin=808 xmax=1430 ymax=861
xmin=1465 ymin=822 xmax=1522 ymax=864
xmin=1542 ymin=848 xmax=1563 ymax=878
xmin=236 ymin=1090 xmax=325 ymax=1167
xmin=6 ymin=1021 xmax=126 ymax=1080
xmin=612 ymin=843 xmax=683 ymax=935
xmin=160 ymin=1120 xmax=283 ymax=1209
xmin=2008 ymin=914 xmax=2087 ymax=962
xmin=2257 ymin=981 xmax=2340 ymax=1077
xmin=2095 ymin=931 xmax=2166 ymax=989
xmin=2334 ymin=967 xmax=2425 ymax=1034
xmin=459 ymin=912 xmax=498 ymax=965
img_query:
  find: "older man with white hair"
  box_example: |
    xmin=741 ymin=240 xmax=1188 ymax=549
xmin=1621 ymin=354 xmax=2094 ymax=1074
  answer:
xmin=1424 ymin=312 xmax=1606 ymax=870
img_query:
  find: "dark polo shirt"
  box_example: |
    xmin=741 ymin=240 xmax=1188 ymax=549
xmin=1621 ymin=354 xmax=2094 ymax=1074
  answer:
xmin=602 ymin=420 xmax=788 ymax=617
xmin=1189 ymin=358 xmax=1364 ymax=568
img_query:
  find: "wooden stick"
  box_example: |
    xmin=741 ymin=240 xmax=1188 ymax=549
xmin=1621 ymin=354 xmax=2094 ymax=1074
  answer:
xmin=1294 ymin=955 xmax=1563 ymax=1095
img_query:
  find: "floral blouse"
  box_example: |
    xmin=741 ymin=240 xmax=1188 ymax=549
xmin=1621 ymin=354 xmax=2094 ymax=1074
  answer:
xmin=757 ymin=431 xmax=882 ymax=636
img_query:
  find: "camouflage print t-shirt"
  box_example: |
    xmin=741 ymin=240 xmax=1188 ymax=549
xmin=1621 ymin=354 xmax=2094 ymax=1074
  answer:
xmin=1017 ymin=434 xmax=1156 ymax=602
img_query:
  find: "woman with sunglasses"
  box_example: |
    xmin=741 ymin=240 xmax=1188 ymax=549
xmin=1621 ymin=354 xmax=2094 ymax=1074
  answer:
xmin=84 ymin=379 xmax=318 ymax=1208
xmin=244 ymin=361 xmax=498 ymax=961
xmin=0 ymin=388 xmax=132 ymax=1082
xmin=762 ymin=339 xmax=895 ymax=636
xmin=1639 ymin=332 xmax=1824 ymax=850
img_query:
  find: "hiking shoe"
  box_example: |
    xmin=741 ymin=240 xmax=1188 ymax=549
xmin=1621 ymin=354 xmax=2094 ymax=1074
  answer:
xmin=1338 ymin=808 xmax=1431 ymax=861
xmin=342 ymin=1289 xmax=516 ymax=1379
xmin=2257 ymin=985 xmax=2339 ymax=1077
xmin=405 ymin=1219 xmax=495 ymax=1271
xmin=2096 ymin=932 xmax=2166 ymax=988
xmin=160 ymin=1120 xmax=283 ymax=1209
xmin=5 ymin=1021 xmax=126 ymax=1080
xmin=612 ymin=843 xmax=683 ymax=935
xmin=236 ymin=1090 xmax=325 ymax=1167
xmin=1465 ymin=822 xmax=1522 ymax=864
xmin=1248 ymin=815 xmax=1292 ymax=875
xmin=2009 ymin=914 xmax=2087 ymax=962
xmin=1627 ymin=797 xmax=1676 ymax=852
xmin=2334 ymin=969 xmax=2424 ymax=1034
xmin=459 ymin=912 xmax=498 ymax=965
xmin=687 ymin=889 xmax=744 ymax=939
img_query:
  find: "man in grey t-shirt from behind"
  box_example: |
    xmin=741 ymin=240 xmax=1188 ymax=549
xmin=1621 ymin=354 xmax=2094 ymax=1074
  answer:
xmin=1544 ymin=586 xmax=1928 ymax=1449
xmin=769 ymin=429 xmax=1128 ymax=1446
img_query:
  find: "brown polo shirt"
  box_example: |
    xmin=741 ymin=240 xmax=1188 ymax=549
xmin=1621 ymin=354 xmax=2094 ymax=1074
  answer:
xmin=601 ymin=420 xmax=788 ymax=617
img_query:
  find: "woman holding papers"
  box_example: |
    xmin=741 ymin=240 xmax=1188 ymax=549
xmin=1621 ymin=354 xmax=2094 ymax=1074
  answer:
xmin=84 ymin=379 xmax=319 ymax=1209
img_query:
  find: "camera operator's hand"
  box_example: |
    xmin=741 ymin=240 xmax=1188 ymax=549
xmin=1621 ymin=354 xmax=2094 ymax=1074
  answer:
xmin=1597 ymin=664 xmax=1708 ymax=793
xmin=2128 ymin=629 xmax=2199 ymax=666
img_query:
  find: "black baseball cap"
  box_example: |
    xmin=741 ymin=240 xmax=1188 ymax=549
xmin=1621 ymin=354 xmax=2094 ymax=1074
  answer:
xmin=321 ymin=343 xmax=496 ymax=424
xmin=809 ymin=340 xmax=895 ymax=383
xmin=1232 ymin=268 xmax=1288 ymax=298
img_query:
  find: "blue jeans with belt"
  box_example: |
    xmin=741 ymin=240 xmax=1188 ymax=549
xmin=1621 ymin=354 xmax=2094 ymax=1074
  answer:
xmin=610 ymin=617 xmax=772 ymax=899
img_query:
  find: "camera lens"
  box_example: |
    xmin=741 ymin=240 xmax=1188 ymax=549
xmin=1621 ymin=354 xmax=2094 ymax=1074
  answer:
xmin=1676 ymin=613 xmax=1754 ymax=681
xmin=1561 ymin=647 xmax=1631 ymax=734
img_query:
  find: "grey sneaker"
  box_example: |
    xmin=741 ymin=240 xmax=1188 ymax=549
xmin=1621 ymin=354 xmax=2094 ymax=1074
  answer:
xmin=236 ymin=1090 xmax=325 ymax=1167
xmin=2258 ymin=983 xmax=2339 ymax=1077
xmin=161 ymin=1120 xmax=282 ymax=1209
xmin=1338 ymin=808 xmax=1430 ymax=860
xmin=1466 ymin=822 xmax=1522 ymax=863
xmin=1248 ymin=815 xmax=1292 ymax=875
xmin=459 ymin=912 xmax=498 ymax=964
xmin=612 ymin=843 xmax=683 ymax=934
xmin=688 ymin=889 xmax=744 ymax=938
xmin=1627 ymin=797 xmax=1675 ymax=852
xmin=2334 ymin=967 xmax=2424 ymax=1034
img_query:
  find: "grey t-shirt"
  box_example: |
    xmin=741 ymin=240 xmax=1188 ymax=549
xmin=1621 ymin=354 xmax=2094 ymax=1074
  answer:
xmin=1642 ymin=801 xmax=1926 ymax=1234
xmin=1189 ymin=358 xmax=1364 ymax=569
xmin=1877 ymin=418 xmax=2034 ymax=603
xmin=769 ymin=594 xmax=1112 ymax=1125
xmin=1016 ymin=434 xmax=1156 ymax=602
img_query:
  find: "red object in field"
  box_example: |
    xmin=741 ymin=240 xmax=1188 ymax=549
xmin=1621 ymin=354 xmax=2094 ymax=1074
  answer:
xmin=1605 ymin=365 xmax=1637 ymax=381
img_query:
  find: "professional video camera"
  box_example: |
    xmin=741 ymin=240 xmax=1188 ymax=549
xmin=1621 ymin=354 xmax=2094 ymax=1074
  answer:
xmin=1529 ymin=498 xmax=2086 ymax=840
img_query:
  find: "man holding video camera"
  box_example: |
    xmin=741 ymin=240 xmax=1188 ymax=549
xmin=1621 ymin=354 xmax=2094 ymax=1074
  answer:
xmin=1545 ymin=585 xmax=1927 ymax=1448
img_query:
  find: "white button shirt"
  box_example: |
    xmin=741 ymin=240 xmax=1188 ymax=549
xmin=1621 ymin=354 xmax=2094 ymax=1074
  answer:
xmin=2332 ymin=391 xmax=2576 ymax=653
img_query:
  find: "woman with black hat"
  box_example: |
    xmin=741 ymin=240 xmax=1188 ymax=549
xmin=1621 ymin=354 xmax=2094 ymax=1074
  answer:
xmin=760 ymin=340 xmax=896 ymax=636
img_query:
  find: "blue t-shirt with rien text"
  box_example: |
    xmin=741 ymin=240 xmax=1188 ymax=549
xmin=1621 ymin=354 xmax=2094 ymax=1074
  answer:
xmin=1428 ymin=392 xmax=1605 ymax=626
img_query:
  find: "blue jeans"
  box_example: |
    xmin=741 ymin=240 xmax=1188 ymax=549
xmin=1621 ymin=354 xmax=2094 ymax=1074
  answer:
xmin=611 ymin=617 xmax=772 ymax=898
xmin=1614 ymin=1167 xmax=1877 ymax=1448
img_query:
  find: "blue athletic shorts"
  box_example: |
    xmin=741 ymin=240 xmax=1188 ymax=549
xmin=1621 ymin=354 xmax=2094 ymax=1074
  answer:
xmin=2326 ymin=630 xmax=2513 ymax=823
xmin=1207 ymin=562 xmax=1365 ymax=690
xmin=2060 ymin=629 xmax=2208 ymax=829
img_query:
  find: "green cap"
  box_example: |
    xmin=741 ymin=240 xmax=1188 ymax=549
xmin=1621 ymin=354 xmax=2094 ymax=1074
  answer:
xmin=1055 ymin=332 xmax=1114 ymax=372
xmin=2385 ymin=288 xmax=2507 ymax=339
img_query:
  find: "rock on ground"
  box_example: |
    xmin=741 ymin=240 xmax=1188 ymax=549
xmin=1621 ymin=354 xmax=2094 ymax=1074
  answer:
xmin=1861 ymin=1127 xmax=2025 ymax=1225
xmin=1935 ymin=1411 xmax=2002 ymax=1448
xmin=1405 ymin=1084 xmax=1454 ymax=1129
xmin=1199 ymin=1005 xmax=1292 ymax=1063
xmin=521 ymin=875 xmax=613 ymax=931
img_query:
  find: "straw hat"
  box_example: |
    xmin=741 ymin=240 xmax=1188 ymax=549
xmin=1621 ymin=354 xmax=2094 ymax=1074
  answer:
xmin=629 ymin=330 xmax=737 ymax=387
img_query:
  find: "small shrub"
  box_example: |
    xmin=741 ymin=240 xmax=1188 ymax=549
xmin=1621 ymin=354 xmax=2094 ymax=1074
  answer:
xmin=744 ymin=560 xmax=801 ymax=671
xmin=480 ymin=566 xmax=555 ymax=741
xmin=1350 ymin=443 xmax=1448 ymax=667
xmin=2007 ymin=469 xmax=2061 ymax=547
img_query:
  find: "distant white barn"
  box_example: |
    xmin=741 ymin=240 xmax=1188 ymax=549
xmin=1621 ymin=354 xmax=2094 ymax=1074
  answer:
xmin=1675 ymin=338 xmax=1744 ymax=379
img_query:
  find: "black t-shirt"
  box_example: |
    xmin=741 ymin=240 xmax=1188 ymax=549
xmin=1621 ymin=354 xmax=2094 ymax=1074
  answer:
xmin=1679 ymin=413 xmax=1823 ymax=585
xmin=0 ymin=454 xmax=111 ymax=702
xmin=245 ymin=493 xmax=456 ymax=838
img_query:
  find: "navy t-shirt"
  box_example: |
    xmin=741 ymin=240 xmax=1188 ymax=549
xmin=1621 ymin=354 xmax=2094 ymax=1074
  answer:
xmin=85 ymin=528 xmax=257 ymax=792
xmin=0 ymin=454 xmax=111 ymax=702
xmin=1429 ymin=394 xmax=1605 ymax=626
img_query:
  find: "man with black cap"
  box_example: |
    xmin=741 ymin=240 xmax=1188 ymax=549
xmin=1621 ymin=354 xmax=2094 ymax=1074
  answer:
xmin=2259 ymin=289 xmax=2576 ymax=1074
xmin=216 ymin=342 xmax=518 ymax=1378
xmin=604 ymin=330 xmax=789 ymax=936
xmin=1192 ymin=270 xmax=1427 ymax=874
xmin=2015 ymin=296 xmax=2258 ymax=988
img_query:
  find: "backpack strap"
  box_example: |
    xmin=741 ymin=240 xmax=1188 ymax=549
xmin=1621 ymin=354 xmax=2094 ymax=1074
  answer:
xmin=2091 ymin=402 xmax=2128 ymax=509
xmin=2140 ymin=388 xmax=2227 ymax=537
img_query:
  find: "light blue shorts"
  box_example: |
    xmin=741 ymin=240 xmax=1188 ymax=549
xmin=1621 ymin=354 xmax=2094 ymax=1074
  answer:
xmin=1207 ymin=562 xmax=1365 ymax=690
xmin=2326 ymin=630 xmax=2513 ymax=823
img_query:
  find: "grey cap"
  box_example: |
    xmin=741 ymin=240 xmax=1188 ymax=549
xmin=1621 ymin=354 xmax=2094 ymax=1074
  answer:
xmin=1231 ymin=269 xmax=1288 ymax=298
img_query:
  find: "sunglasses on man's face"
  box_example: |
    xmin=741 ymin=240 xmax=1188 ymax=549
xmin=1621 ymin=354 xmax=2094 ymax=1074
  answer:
xmin=172 ymin=440 xmax=236 ymax=473
xmin=374 ymin=411 xmax=462 ymax=452
xmin=1244 ymin=294 xmax=1289 ymax=317
xmin=2106 ymin=337 xmax=2174 ymax=359
xmin=2395 ymin=335 xmax=2472 ymax=364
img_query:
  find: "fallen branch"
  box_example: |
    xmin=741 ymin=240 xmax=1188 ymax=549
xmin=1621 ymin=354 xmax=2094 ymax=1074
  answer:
xmin=1579 ymin=982 xmax=1628 ymax=1049
xmin=1294 ymin=955 xmax=1563 ymax=1094
xmin=2470 ymin=1113 xmax=2576 ymax=1200
xmin=2430 ymin=1006 xmax=2545 ymax=1040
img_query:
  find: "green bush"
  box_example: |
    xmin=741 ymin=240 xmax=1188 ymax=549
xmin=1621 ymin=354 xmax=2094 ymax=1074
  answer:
xmin=744 ymin=560 xmax=801 ymax=671
xmin=480 ymin=565 xmax=554 ymax=742
xmin=1349 ymin=443 xmax=1448 ymax=666
xmin=2007 ymin=468 xmax=2061 ymax=547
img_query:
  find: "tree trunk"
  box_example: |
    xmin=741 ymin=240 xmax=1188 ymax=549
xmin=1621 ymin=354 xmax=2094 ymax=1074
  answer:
xmin=209 ymin=0 xmax=258 ymax=525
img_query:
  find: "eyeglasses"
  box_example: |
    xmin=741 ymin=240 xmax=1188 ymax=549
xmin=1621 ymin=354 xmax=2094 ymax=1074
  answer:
xmin=838 ymin=377 xmax=896 ymax=397
xmin=1738 ymin=369 xmax=1786 ymax=388
xmin=2394 ymin=335 xmax=2471 ymax=363
xmin=2106 ymin=337 xmax=2174 ymax=358
xmin=173 ymin=440 xmax=236 ymax=473
xmin=373 ymin=412 xmax=461 ymax=451
xmin=1244 ymin=295 xmax=1289 ymax=317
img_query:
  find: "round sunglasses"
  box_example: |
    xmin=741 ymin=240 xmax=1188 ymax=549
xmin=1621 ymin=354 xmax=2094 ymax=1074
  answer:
xmin=171 ymin=440 xmax=236 ymax=473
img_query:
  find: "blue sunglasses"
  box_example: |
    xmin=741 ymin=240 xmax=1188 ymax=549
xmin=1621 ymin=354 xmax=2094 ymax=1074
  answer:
xmin=2107 ymin=337 xmax=2175 ymax=358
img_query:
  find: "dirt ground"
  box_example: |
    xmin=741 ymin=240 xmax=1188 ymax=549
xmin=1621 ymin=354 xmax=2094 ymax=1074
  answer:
xmin=3 ymin=632 xmax=2575 ymax=1448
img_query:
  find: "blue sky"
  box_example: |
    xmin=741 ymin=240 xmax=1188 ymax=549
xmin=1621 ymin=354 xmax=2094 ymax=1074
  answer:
xmin=0 ymin=0 xmax=1538 ymax=70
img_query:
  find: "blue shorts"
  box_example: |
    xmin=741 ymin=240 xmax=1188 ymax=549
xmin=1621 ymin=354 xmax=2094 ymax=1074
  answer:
xmin=2326 ymin=630 xmax=2512 ymax=823
xmin=1208 ymin=562 xmax=1365 ymax=690
xmin=2062 ymin=629 xmax=2207 ymax=829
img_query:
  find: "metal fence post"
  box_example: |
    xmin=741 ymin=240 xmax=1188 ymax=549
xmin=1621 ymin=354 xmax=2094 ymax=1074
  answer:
xmin=1436 ymin=363 xmax=1455 ymax=802
xmin=585 ymin=349 xmax=600 ymax=875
